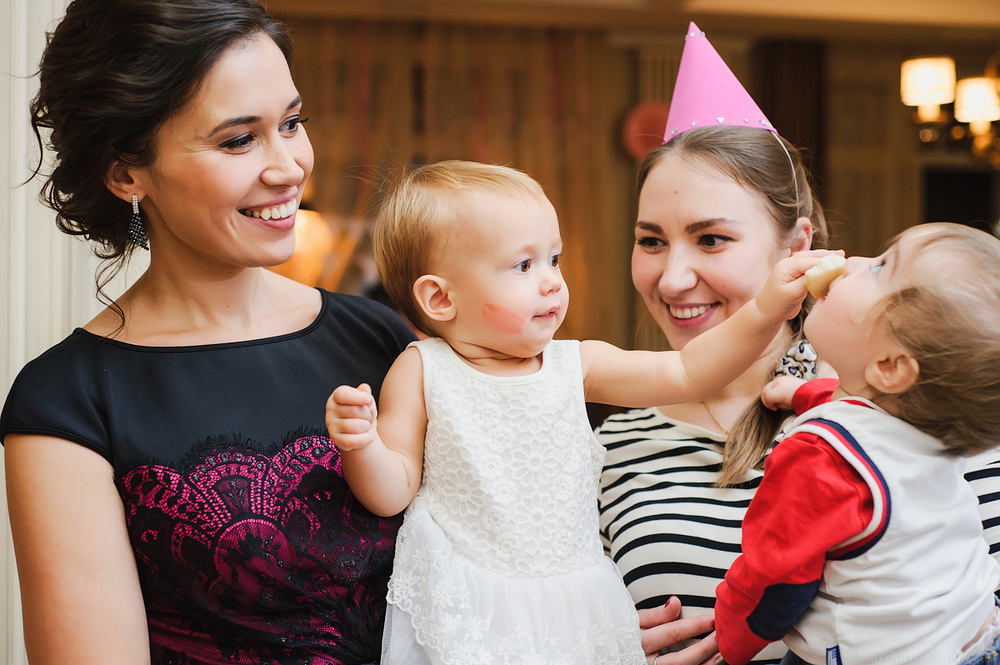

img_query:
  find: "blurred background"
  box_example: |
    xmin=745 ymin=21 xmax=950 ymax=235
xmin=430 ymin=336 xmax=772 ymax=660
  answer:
xmin=1 ymin=1 xmax=999 ymax=662
xmin=261 ymin=0 xmax=1000 ymax=348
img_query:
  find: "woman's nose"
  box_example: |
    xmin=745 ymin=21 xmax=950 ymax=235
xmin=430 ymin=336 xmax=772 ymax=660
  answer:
xmin=261 ymin=139 xmax=307 ymax=187
xmin=657 ymin=251 xmax=699 ymax=296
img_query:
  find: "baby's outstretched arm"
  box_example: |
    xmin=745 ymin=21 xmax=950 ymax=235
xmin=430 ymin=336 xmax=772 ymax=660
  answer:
xmin=325 ymin=347 xmax=427 ymax=517
xmin=582 ymin=250 xmax=839 ymax=408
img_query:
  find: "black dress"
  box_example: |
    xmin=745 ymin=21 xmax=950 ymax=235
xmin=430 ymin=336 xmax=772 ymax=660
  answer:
xmin=1 ymin=290 xmax=416 ymax=664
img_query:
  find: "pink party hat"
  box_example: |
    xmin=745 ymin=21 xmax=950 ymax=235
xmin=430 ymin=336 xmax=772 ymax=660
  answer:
xmin=663 ymin=22 xmax=775 ymax=142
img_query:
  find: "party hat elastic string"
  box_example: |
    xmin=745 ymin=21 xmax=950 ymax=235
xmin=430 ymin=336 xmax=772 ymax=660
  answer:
xmin=771 ymin=131 xmax=801 ymax=218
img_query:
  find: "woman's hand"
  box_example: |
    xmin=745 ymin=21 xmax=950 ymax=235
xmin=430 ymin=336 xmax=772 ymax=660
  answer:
xmin=640 ymin=596 xmax=720 ymax=665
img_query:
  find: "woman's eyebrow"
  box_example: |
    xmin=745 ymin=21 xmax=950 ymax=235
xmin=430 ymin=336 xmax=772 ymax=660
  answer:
xmin=685 ymin=218 xmax=734 ymax=234
xmin=205 ymin=96 xmax=302 ymax=138
xmin=635 ymin=218 xmax=735 ymax=233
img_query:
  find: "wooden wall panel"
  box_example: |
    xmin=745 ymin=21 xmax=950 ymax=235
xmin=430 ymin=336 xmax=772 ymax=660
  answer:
xmin=289 ymin=19 xmax=638 ymax=346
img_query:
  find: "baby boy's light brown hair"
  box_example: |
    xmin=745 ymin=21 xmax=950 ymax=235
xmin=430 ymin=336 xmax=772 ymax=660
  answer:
xmin=879 ymin=223 xmax=1000 ymax=456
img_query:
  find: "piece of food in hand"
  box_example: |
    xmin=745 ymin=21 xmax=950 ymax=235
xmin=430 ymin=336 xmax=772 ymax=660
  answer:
xmin=805 ymin=254 xmax=846 ymax=299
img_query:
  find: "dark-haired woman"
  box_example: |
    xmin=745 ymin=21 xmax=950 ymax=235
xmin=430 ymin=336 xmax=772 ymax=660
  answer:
xmin=0 ymin=1 xmax=414 ymax=663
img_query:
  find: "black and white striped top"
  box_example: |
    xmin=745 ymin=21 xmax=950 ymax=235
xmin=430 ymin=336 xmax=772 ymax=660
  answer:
xmin=598 ymin=407 xmax=1000 ymax=663
xmin=597 ymin=407 xmax=788 ymax=663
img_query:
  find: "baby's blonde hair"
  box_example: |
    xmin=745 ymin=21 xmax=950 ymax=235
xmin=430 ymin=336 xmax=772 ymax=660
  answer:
xmin=879 ymin=223 xmax=1000 ymax=456
xmin=373 ymin=160 xmax=547 ymax=335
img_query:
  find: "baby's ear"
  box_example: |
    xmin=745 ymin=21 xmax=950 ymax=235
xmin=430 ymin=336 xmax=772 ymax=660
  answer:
xmin=865 ymin=349 xmax=919 ymax=395
xmin=413 ymin=274 xmax=455 ymax=323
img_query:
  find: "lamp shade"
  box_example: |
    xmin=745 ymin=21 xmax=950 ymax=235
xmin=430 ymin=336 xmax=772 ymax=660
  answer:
xmin=955 ymin=77 xmax=1000 ymax=136
xmin=901 ymin=57 xmax=956 ymax=108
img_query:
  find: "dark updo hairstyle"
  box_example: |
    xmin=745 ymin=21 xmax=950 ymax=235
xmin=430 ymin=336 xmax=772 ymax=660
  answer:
xmin=637 ymin=126 xmax=829 ymax=487
xmin=29 ymin=0 xmax=292 ymax=306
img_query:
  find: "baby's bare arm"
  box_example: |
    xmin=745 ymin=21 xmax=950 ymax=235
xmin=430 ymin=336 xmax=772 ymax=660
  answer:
xmin=583 ymin=251 xmax=834 ymax=407
xmin=325 ymin=347 xmax=427 ymax=516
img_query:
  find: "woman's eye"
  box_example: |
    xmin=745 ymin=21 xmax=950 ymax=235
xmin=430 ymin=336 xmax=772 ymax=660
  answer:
xmin=636 ymin=235 xmax=665 ymax=249
xmin=282 ymin=115 xmax=309 ymax=133
xmin=871 ymin=259 xmax=886 ymax=275
xmin=221 ymin=134 xmax=255 ymax=150
xmin=518 ymin=259 xmax=531 ymax=272
xmin=699 ymin=234 xmax=731 ymax=249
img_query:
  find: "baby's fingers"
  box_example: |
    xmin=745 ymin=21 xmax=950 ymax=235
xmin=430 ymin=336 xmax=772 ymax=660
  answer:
xmin=778 ymin=249 xmax=845 ymax=281
xmin=326 ymin=384 xmax=378 ymax=451
xmin=761 ymin=379 xmax=791 ymax=411
xmin=332 ymin=383 xmax=376 ymax=408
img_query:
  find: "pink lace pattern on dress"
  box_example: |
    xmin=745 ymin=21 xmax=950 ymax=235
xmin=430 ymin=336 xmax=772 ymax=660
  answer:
xmin=119 ymin=434 xmax=400 ymax=665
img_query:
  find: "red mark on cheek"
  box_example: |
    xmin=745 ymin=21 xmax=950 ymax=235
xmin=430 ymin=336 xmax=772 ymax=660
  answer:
xmin=482 ymin=303 xmax=526 ymax=335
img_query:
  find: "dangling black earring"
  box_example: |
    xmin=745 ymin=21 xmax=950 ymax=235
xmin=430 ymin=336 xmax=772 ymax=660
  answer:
xmin=129 ymin=193 xmax=149 ymax=250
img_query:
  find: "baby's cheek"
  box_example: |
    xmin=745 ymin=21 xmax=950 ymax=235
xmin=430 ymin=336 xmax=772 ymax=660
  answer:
xmin=482 ymin=303 xmax=527 ymax=335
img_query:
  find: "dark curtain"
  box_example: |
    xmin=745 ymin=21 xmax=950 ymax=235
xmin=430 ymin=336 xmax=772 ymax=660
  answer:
xmin=752 ymin=40 xmax=828 ymax=202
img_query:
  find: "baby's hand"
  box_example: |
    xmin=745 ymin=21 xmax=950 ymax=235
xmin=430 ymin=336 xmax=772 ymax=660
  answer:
xmin=761 ymin=375 xmax=807 ymax=411
xmin=756 ymin=249 xmax=845 ymax=323
xmin=326 ymin=383 xmax=378 ymax=451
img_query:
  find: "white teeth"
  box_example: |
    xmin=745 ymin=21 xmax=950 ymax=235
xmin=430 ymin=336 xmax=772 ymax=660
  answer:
xmin=669 ymin=304 xmax=711 ymax=320
xmin=243 ymin=201 xmax=298 ymax=220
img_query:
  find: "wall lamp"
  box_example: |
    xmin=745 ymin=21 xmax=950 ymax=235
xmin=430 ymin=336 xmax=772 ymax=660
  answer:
xmin=901 ymin=54 xmax=1000 ymax=166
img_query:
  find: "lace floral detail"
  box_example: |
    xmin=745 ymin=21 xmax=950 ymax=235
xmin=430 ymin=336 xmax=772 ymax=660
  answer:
xmin=119 ymin=434 xmax=401 ymax=664
xmin=383 ymin=338 xmax=644 ymax=664
xmin=418 ymin=339 xmax=605 ymax=577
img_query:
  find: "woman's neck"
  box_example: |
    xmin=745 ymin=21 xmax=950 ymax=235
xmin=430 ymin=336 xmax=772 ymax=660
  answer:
xmin=658 ymin=326 xmax=793 ymax=433
xmin=86 ymin=262 xmax=318 ymax=346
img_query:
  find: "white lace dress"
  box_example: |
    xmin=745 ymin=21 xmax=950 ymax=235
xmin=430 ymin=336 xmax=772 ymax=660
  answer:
xmin=382 ymin=337 xmax=644 ymax=665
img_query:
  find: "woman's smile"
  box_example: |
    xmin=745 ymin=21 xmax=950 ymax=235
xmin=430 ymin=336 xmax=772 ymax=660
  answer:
xmin=239 ymin=198 xmax=299 ymax=221
xmin=668 ymin=303 xmax=715 ymax=321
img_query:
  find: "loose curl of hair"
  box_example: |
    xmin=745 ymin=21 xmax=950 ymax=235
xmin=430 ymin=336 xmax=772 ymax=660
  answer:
xmin=636 ymin=126 xmax=829 ymax=486
xmin=29 ymin=0 xmax=292 ymax=313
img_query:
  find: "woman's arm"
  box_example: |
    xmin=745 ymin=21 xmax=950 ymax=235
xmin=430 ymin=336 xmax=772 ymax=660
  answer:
xmin=5 ymin=434 xmax=150 ymax=664
xmin=326 ymin=346 xmax=427 ymax=517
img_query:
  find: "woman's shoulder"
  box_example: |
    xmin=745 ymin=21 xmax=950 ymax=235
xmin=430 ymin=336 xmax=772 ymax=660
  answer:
xmin=1 ymin=331 xmax=113 ymax=459
xmin=316 ymin=289 xmax=417 ymax=349
xmin=8 ymin=330 xmax=104 ymax=387
xmin=319 ymin=289 xmax=410 ymax=326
